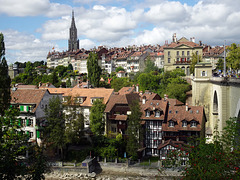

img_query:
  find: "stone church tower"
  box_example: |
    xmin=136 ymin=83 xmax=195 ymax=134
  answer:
xmin=68 ymin=10 xmax=79 ymax=51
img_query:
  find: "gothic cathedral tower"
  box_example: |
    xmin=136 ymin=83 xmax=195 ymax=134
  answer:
xmin=68 ymin=10 xmax=79 ymax=51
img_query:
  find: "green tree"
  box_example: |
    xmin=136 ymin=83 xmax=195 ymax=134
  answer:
xmin=190 ymin=52 xmax=202 ymax=75
xmin=24 ymin=61 xmax=34 ymax=75
xmin=164 ymin=118 xmax=240 ymax=179
xmin=89 ymin=99 xmax=106 ymax=136
xmin=64 ymin=100 xmax=84 ymax=145
xmin=115 ymin=66 xmax=125 ymax=72
xmin=0 ymin=108 xmax=28 ymax=179
xmin=126 ymin=100 xmax=142 ymax=160
xmin=55 ymin=65 xmax=67 ymax=77
xmin=67 ymin=63 xmax=73 ymax=71
xmin=216 ymin=58 xmax=224 ymax=72
xmin=0 ymin=33 xmax=11 ymax=116
xmin=110 ymin=77 xmax=133 ymax=92
xmin=144 ymin=56 xmax=158 ymax=73
xmin=87 ymin=52 xmax=102 ymax=87
xmin=227 ymin=43 xmax=240 ymax=71
xmin=44 ymin=96 xmax=65 ymax=159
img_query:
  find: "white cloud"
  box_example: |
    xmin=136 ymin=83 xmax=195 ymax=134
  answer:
xmin=2 ymin=30 xmax=54 ymax=63
xmin=0 ymin=0 xmax=71 ymax=17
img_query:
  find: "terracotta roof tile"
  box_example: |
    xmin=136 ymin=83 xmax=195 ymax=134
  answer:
xmin=11 ymin=89 xmax=48 ymax=113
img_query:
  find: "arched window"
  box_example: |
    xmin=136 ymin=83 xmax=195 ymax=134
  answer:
xmin=213 ymin=91 xmax=218 ymax=113
xmin=169 ymin=120 xmax=174 ymax=127
xmin=190 ymin=121 xmax=197 ymax=127
xmin=146 ymin=110 xmax=150 ymax=117
xmin=155 ymin=110 xmax=160 ymax=117
xmin=182 ymin=120 xmax=187 ymax=127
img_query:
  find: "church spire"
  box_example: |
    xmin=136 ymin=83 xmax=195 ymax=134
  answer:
xmin=68 ymin=10 xmax=79 ymax=51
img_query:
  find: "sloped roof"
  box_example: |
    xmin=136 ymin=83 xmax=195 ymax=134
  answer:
xmin=62 ymin=88 xmax=114 ymax=107
xmin=118 ymin=87 xmax=135 ymax=95
xmin=11 ymin=89 xmax=48 ymax=113
xmin=105 ymin=93 xmax=140 ymax=113
xmin=163 ymin=105 xmax=204 ymax=132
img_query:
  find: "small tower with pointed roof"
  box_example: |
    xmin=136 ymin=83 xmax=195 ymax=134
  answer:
xmin=68 ymin=10 xmax=79 ymax=51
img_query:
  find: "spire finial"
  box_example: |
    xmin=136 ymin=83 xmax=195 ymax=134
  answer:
xmin=72 ymin=10 xmax=74 ymax=18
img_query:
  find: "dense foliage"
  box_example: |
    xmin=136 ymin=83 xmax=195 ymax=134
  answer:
xmin=0 ymin=33 xmax=11 ymax=116
xmin=190 ymin=52 xmax=202 ymax=75
xmin=87 ymin=52 xmax=102 ymax=87
xmin=164 ymin=118 xmax=240 ymax=179
xmin=226 ymin=43 xmax=240 ymax=71
xmin=126 ymin=100 xmax=143 ymax=160
xmin=89 ymin=99 xmax=106 ymax=136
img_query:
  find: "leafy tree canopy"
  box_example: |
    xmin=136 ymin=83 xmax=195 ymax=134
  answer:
xmin=227 ymin=43 xmax=240 ymax=71
xmin=89 ymin=99 xmax=106 ymax=136
xmin=115 ymin=66 xmax=125 ymax=72
xmin=190 ymin=52 xmax=202 ymax=75
xmin=144 ymin=56 xmax=158 ymax=73
xmin=111 ymin=77 xmax=133 ymax=92
xmin=87 ymin=52 xmax=102 ymax=87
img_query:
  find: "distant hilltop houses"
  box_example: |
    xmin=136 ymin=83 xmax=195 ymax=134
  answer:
xmin=46 ymin=11 xmax=225 ymax=76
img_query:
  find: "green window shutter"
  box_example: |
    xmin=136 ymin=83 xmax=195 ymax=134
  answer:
xmin=26 ymin=119 xmax=29 ymax=126
xmin=26 ymin=106 xmax=29 ymax=112
xmin=26 ymin=131 xmax=29 ymax=135
xmin=10 ymin=105 xmax=12 ymax=109
xmin=37 ymin=130 xmax=40 ymax=138
xmin=20 ymin=105 xmax=24 ymax=111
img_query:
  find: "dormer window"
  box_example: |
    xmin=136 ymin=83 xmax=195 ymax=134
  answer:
xmin=190 ymin=121 xmax=197 ymax=127
xmin=146 ymin=110 xmax=150 ymax=117
xmin=169 ymin=121 xmax=174 ymax=127
xmin=182 ymin=120 xmax=187 ymax=127
xmin=155 ymin=110 xmax=160 ymax=117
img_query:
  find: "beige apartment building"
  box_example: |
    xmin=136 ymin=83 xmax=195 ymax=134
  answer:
xmin=164 ymin=35 xmax=203 ymax=76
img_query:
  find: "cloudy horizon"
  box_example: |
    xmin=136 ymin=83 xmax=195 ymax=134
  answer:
xmin=0 ymin=0 xmax=239 ymax=64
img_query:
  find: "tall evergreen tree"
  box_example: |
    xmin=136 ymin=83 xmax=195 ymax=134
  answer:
xmin=126 ymin=100 xmax=142 ymax=159
xmin=89 ymin=99 xmax=106 ymax=136
xmin=87 ymin=52 xmax=101 ymax=87
xmin=0 ymin=33 xmax=11 ymax=116
xmin=44 ymin=96 xmax=65 ymax=159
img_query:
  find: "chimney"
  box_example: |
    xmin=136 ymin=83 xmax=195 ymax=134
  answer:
xmin=199 ymin=41 xmax=202 ymax=46
xmin=186 ymin=103 xmax=188 ymax=111
xmin=190 ymin=38 xmax=192 ymax=42
xmin=142 ymin=96 xmax=146 ymax=104
xmin=192 ymin=37 xmax=195 ymax=43
xmin=172 ymin=33 xmax=177 ymax=43
xmin=164 ymin=94 xmax=168 ymax=101
xmin=136 ymin=84 xmax=139 ymax=93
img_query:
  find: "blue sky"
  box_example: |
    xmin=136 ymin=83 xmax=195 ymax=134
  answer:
xmin=0 ymin=0 xmax=240 ymax=64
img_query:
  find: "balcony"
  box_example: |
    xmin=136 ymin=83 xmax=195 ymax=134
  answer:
xmin=175 ymin=60 xmax=191 ymax=64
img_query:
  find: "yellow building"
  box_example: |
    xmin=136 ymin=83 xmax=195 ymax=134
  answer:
xmin=164 ymin=36 xmax=203 ymax=76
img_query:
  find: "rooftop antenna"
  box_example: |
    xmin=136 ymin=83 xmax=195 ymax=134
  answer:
xmin=223 ymin=40 xmax=226 ymax=77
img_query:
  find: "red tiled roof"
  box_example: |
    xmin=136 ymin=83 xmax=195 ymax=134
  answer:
xmin=11 ymin=89 xmax=48 ymax=113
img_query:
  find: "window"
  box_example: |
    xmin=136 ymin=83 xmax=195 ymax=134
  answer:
xmin=196 ymin=51 xmax=199 ymax=55
xmin=182 ymin=51 xmax=184 ymax=56
xmin=29 ymin=119 xmax=33 ymax=127
xmin=168 ymin=58 xmax=170 ymax=63
xmin=187 ymin=51 xmax=190 ymax=56
xmin=182 ymin=121 xmax=187 ymax=127
xmin=168 ymin=51 xmax=170 ymax=56
xmin=169 ymin=121 xmax=174 ymax=127
xmin=146 ymin=110 xmax=150 ymax=117
xmin=201 ymin=71 xmax=207 ymax=77
xmin=177 ymin=58 xmax=179 ymax=62
xmin=191 ymin=121 xmax=197 ymax=127
xmin=177 ymin=51 xmax=179 ymax=56
xmin=155 ymin=110 xmax=160 ymax=117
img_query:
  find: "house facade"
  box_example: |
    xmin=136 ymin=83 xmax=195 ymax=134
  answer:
xmin=164 ymin=34 xmax=203 ymax=76
xmin=10 ymin=88 xmax=55 ymax=145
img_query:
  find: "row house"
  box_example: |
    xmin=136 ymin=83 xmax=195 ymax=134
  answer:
xmin=127 ymin=51 xmax=148 ymax=73
xmin=48 ymin=88 xmax=114 ymax=129
xmin=104 ymin=87 xmax=140 ymax=137
xmin=202 ymin=45 xmax=225 ymax=70
xmin=105 ymin=87 xmax=206 ymax=158
xmin=10 ymin=88 xmax=55 ymax=146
